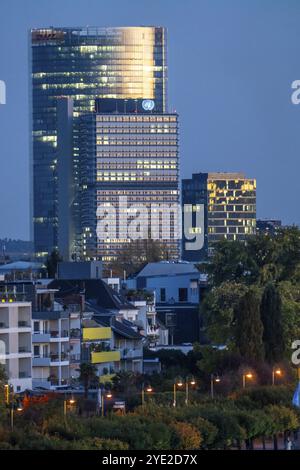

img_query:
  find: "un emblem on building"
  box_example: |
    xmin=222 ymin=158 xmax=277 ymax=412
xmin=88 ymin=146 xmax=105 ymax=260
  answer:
xmin=142 ymin=99 xmax=155 ymax=111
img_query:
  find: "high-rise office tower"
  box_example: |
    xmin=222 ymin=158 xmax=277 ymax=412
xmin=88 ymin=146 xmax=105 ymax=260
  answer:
xmin=182 ymin=172 xmax=256 ymax=261
xmin=30 ymin=27 xmax=167 ymax=258
xmin=78 ymin=98 xmax=180 ymax=263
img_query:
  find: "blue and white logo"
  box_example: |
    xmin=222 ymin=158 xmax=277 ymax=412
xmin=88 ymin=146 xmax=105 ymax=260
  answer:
xmin=142 ymin=99 xmax=155 ymax=111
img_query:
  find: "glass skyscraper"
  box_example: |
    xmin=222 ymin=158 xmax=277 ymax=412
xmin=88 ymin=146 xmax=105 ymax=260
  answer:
xmin=182 ymin=172 xmax=256 ymax=261
xmin=30 ymin=27 xmax=167 ymax=258
xmin=79 ymin=99 xmax=180 ymax=263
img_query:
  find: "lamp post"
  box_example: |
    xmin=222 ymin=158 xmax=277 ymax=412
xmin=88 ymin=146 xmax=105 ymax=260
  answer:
xmin=210 ymin=374 xmax=221 ymax=399
xmin=173 ymin=378 xmax=183 ymax=407
xmin=10 ymin=402 xmax=23 ymax=431
xmin=142 ymin=384 xmax=153 ymax=407
xmin=63 ymin=397 xmax=76 ymax=423
xmin=185 ymin=377 xmax=196 ymax=405
xmin=272 ymin=368 xmax=282 ymax=386
xmin=242 ymin=372 xmax=253 ymax=389
xmin=101 ymin=391 xmax=112 ymax=417
xmin=4 ymin=384 xmax=9 ymax=404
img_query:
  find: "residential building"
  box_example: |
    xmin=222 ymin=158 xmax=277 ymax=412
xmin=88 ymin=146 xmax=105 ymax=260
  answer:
xmin=126 ymin=261 xmax=205 ymax=344
xmin=30 ymin=26 xmax=167 ymax=259
xmin=57 ymin=261 xmax=103 ymax=280
xmin=32 ymin=307 xmax=70 ymax=389
xmin=0 ymin=299 xmax=32 ymax=392
xmin=49 ymin=278 xmax=144 ymax=376
xmin=182 ymin=172 xmax=256 ymax=260
xmin=82 ymin=319 xmax=120 ymax=380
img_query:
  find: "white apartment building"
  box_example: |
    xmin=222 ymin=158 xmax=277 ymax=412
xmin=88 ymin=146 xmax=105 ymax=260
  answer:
xmin=32 ymin=308 xmax=70 ymax=389
xmin=0 ymin=301 xmax=32 ymax=392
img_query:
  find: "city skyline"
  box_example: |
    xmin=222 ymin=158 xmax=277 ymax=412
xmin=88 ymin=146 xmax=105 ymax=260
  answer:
xmin=1 ymin=0 xmax=300 ymax=239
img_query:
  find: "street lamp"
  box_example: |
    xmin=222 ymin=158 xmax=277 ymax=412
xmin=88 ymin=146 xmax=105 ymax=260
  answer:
xmin=63 ymin=398 xmax=76 ymax=422
xmin=101 ymin=391 xmax=112 ymax=417
xmin=242 ymin=372 xmax=253 ymax=389
xmin=185 ymin=377 xmax=196 ymax=405
xmin=173 ymin=378 xmax=183 ymax=407
xmin=142 ymin=383 xmax=153 ymax=407
xmin=272 ymin=368 xmax=282 ymax=386
xmin=10 ymin=402 xmax=23 ymax=431
xmin=210 ymin=374 xmax=221 ymax=399
xmin=4 ymin=384 xmax=9 ymax=404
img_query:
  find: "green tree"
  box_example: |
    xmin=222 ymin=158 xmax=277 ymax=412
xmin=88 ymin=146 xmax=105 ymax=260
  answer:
xmin=171 ymin=421 xmax=202 ymax=450
xmin=202 ymin=282 xmax=248 ymax=345
xmin=78 ymin=363 xmax=98 ymax=398
xmin=205 ymin=240 xmax=259 ymax=287
xmin=260 ymin=283 xmax=285 ymax=363
xmin=234 ymin=288 xmax=264 ymax=362
xmin=279 ymin=281 xmax=300 ymax=351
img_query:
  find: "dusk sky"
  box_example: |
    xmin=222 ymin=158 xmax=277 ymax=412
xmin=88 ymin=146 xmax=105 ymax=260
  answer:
xmin=0 ymin=0 xmax=300 ymax=239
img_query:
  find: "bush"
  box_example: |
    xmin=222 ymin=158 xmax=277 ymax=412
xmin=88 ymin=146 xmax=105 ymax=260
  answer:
xmin=171 ymin=422 xmax=202 ymax=450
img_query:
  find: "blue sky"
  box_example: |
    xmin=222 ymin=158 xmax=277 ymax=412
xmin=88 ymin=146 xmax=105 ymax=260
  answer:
xmin=0 ymin=0 xmax=300 ymax=239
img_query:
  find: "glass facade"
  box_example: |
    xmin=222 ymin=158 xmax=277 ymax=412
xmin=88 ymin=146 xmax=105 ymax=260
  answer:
xmin=181 ymin=173 xmax=208 ymax=261
xmin=207 ymin=172 xmax=256 ymax=244
xmin=79 ymin=110 xmax=180 ymax=263
xmin=182 ymin=172 xmax=256 ymax=261
xmin=30 ymin=27 xmax=167 ymax=257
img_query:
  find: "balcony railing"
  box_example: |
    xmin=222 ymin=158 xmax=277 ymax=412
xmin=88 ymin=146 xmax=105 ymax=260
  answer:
xmin=50 ymin=330 xmax=69 ymax=339
xmin=50 ymin=354 xmax=59 ymax=362
xmin=0 ymin=322 xmax=8 ymax=329
xmin=50 ymin=353 xmax=69 ymax=362
xmin=18 ymin=321 xmax=30 ymax=328
xmin=91 ymin=350 xmax=121 ymax=364
xmin=121 ymin=348 xmax=143 ymax=359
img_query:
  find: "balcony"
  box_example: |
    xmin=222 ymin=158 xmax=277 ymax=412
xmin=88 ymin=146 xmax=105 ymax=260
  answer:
xmin=50 ymin=330 xmax=69 ymax=341
xmin=120 ymin=348 xmax=143 ymax=360
xmin=83 ymin=327 xmax=111 ymax=341
xmin=33 ymin=356 xmax=51 ymax=367
xmin=32 ymin=331 xmax=51 ymax=343
xmin=91 ymin=350 xmax=120 ymax=364
xmin=50 ymin=353 xmax=69 ymax=364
